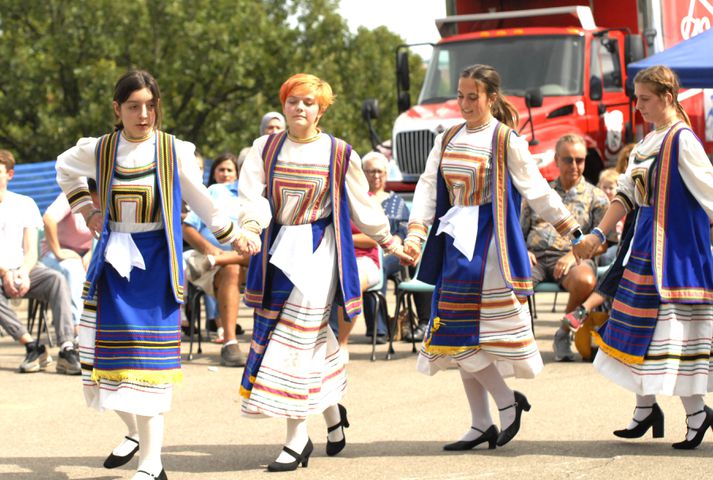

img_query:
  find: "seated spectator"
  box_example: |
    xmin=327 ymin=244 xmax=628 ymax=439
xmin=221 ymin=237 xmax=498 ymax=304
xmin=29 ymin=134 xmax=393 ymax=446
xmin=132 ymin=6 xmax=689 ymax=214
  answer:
xmin=521 ymin=134 xmax=616 ymax=361
xmin=615 ymin=142 xmax=635 ymax=174
xmin=183 ymin=152 xmax=249 ymax=367
xmin=238 ymin=112 xmax=286 ymax=173
xmin=0 ymin=149 xmax=80 ymax=374
xmin=259 ymin=111 xmax=286 ymax=137
xmin=361 ymin=151 xmax=432 ymax=342
xmin=41 ymin=179 xmax=99 ymax=330
xmin=562 ymin=162 xmax=633 ymax=343
xmin=595 ymin=168 xmax=622 ymax=266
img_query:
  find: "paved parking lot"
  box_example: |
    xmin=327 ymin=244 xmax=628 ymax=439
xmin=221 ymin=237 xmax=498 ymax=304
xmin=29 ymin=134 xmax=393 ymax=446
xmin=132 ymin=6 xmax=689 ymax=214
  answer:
xmin=1 ymin=293 xmax=711 ymax=479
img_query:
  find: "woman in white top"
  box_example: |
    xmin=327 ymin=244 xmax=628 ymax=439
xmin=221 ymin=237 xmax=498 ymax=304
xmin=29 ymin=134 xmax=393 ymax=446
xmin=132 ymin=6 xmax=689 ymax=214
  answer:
xmin=236 ymin=73 xmax=411 ymax=472
xmin=575 ymin=65 xmax=713 ymax=450
xmin=403 ymin=64 xmax=580 ymax=450
xmin=56 ymin=70 xmax=240 ymax=480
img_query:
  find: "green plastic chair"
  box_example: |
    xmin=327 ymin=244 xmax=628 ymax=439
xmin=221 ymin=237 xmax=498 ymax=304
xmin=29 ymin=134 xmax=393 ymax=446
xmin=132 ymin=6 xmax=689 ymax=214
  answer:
xmin=391 ymin=246 xmax=435 ymax=355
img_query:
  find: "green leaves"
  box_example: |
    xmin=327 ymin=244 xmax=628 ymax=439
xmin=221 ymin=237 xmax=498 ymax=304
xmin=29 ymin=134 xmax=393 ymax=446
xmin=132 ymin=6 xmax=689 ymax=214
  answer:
xmin=0 ymin=0 xmax=423 ymax=162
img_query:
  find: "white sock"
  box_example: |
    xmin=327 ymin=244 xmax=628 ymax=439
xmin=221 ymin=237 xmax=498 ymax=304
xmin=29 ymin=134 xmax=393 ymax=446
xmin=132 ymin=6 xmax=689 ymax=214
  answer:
xmin=114 ymin=411 xmax=139 ymax=456
xmin=323 ymin=404 xmax=344 ymax=443
xmin=60 ymin=340 xmax=74 ymax=351
xmin=458 ymin=369 xmax=493 ymax=441
xmin=681 ymin=395 xmax=706 ymax=441
xmin=134 ymin=414 xmax=164 ymax=478
xmin=627 ymin=394 xmax=656 ymax=429
xmin=472 ymin=364 xmax=515 ymax=431
xmin=275 ymin=418 xmax=309 ymax=464
xmin=223 ymin=339 xmax=237 ymax=347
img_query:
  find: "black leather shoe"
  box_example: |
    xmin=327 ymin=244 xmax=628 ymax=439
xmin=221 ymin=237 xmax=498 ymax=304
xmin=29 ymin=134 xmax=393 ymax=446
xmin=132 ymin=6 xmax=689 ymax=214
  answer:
xmin=136 ymin=468 xmax=167 ymax=479
xmin=672 ymin=406 xmax=713 ymax=450
xmin=443 ymin=425 xmax=499 ymax=451
xmin=613 ymin=403 xmax=664 ymax=439
xmin=103 ymin=436 xmax=139 ymax=469
xmin=403 ymin=324 xmax=427 ymax=342
xmin=267 ymin=438 xmax=313 ymax=472
xmin=326 ymin=404 xmax=350 ymax=456
xmin=496 ymin=391 xmax=531 ymax=446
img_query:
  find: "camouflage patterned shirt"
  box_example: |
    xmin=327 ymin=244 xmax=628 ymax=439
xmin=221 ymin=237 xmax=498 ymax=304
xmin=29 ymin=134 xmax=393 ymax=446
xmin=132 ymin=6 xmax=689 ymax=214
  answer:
xmin=521 ymin=177 xmax=613 ymax=255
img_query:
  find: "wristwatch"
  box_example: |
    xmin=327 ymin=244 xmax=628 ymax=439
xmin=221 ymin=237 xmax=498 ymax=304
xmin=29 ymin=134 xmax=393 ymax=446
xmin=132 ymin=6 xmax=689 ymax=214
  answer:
xmin=570 ymin=227 xmax=584 ymax=246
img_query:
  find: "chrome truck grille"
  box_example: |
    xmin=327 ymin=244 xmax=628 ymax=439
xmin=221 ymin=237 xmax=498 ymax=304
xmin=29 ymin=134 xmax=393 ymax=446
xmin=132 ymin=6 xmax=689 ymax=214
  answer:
xmin=395 ymin=129 xmax=435 ymax=181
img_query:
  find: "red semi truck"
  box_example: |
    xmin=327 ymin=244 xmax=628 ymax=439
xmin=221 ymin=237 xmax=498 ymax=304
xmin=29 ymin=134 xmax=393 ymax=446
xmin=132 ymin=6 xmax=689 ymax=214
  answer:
xmin=383 ymin=0 xmax=713 ymax=188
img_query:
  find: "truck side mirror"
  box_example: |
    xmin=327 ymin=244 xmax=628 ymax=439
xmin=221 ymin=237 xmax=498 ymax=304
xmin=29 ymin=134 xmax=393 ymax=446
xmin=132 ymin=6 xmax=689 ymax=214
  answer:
xmin=362 ymin=99 xmax=380 ymax=121
xmin=396 ymin=50 xmax=410 ymax=92
xmin=525 ymin=88 xmax=543 ymax=108
xmin=397 ymin=91 xmax=411 ymax=113
xmin=624 ymin=34 xmax=645 ymax=64
xmin=625 ymin=79 xmax=635 ymax=98
xmin=590 ymin=76 xmax=603 ymax=101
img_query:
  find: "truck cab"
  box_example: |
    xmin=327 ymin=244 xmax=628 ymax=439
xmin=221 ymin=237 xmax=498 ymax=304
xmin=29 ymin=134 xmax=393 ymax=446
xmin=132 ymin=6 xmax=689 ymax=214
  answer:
xmin=391 ymin=6 xmax=643 ymax=187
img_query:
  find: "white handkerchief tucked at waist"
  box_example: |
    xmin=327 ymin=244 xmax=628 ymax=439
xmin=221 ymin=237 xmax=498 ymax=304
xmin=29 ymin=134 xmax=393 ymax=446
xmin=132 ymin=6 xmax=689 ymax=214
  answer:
xmin=104 ymin=232 xmax=146 ymax=280
xmin=436 ymin=205 xmax=480 ymax=261
xmin=268 ymin=224 xmax=319 ymax=301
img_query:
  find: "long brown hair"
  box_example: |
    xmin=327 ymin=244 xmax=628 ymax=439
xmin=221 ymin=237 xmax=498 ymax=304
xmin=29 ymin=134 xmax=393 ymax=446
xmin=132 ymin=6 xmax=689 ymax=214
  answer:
xmin=461 ymin=64 xmax=518 ymax=129
xmin=633 ymin=65 xmax=691 ymax=127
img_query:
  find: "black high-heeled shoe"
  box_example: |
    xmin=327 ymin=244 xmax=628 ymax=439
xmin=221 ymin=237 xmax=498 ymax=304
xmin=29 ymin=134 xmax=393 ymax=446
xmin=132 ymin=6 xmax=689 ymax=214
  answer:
xmin=103 ymin=436 xmax=139 ymax=469
xmin=326 ymin=404 xmax=350 ymax=456
xmin=135 ymin=468 xmax=167 ymax=480
xmin=267 ymin=438 xmax=313 ymax=472
xmin=672 ymin=405 xmax=713 ymax=450
xmin=613 ymin=403 xmax=664 ymax=439
xmin=443 ymin=425 xmax=499 ymax=451
xmin=496 ymin=391 xmax=531 ymax=447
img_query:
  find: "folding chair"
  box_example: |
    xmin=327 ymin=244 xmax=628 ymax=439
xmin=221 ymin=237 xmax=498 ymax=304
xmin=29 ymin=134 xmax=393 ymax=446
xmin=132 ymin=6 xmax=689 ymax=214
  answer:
xmin=363 ymin=248 xmax=395 ymax=361
xmin=184 ymin=281 xmax=206 ymax=361
xmin=27 ymin=298 xmax=53 ymax=347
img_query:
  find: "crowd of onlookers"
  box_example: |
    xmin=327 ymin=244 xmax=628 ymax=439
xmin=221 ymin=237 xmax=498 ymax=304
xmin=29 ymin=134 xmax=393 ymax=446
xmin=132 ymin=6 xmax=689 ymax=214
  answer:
xmin=0 ymin=127 xmax=635 ymax=374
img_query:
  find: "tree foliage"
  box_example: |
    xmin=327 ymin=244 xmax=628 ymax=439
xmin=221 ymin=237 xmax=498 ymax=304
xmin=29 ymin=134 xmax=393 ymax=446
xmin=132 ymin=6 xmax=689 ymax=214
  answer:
xmin=0 ymin=0 xmax=425 ymax=162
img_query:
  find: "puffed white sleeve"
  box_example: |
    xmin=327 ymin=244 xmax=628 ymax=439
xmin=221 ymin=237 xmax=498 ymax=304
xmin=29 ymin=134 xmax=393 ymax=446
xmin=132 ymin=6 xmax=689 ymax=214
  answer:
xmin=345 ymin=149 xmax=396 ymax=251
xmin=55 ymin=137 xmax=100 ymax=213
xmin=507 ymin=133 xmax=579 ymax=236
xmin=678 ymin=130 xmax=713 ymax=222
xmin=406 ymin=133 xmax=442 ymax=243
xmin=613 ymin=149 xmax=637 ymax=213
xmin=177 ymin=139 xmax=238 ymax=244
xmin=237 ymin=136 xmax=273 ymax=231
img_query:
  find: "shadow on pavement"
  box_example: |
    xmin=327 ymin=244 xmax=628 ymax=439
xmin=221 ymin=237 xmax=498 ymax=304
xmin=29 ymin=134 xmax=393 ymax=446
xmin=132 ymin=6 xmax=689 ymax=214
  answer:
xmin=3 ymin=439 xmax=709 ymax=478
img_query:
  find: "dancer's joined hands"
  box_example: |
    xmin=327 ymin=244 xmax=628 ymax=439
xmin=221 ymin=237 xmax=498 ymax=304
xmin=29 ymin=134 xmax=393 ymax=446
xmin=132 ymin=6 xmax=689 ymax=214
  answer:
xmin=233 ymin=230 xmax=261 ymax=256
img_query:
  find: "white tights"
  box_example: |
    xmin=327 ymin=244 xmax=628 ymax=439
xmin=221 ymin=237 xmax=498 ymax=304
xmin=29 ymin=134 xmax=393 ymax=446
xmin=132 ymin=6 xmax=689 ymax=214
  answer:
xmin=274 ymin=418 xmax=309 ymax=464
xmin=627 ymin=394 xmax=706 ymax=441
xmin=113 ymin=411 xmax=164 ymax=479
xmin=458 ymin=364 xmax=516 ymax=439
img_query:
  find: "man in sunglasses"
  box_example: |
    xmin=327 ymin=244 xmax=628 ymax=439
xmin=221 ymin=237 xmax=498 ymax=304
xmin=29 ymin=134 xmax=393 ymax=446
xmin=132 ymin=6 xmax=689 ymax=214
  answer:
xmin=521 ymin=134 xmax=616 ymax=361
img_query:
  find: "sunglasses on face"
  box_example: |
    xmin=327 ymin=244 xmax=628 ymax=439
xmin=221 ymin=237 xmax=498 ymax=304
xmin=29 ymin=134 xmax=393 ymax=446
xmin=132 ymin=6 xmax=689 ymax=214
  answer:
xmin=559 ymin=156 xmax=585 ymax=165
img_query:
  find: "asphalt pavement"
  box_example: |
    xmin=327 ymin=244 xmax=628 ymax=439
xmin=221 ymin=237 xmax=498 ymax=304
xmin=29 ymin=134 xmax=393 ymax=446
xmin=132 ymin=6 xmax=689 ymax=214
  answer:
xmin=1 ymin=293 xmax=711 ymax=479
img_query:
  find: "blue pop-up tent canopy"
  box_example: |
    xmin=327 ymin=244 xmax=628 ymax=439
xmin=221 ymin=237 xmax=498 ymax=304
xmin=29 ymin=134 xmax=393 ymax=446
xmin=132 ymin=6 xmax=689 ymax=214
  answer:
xmin=627 ymin=28 xmax=713 ymax=88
